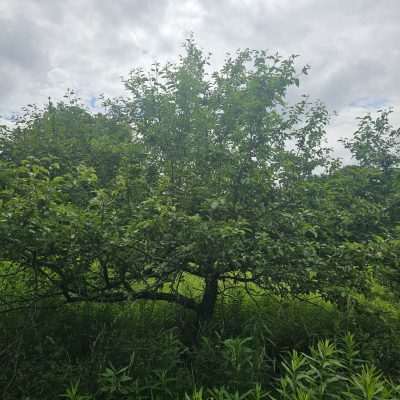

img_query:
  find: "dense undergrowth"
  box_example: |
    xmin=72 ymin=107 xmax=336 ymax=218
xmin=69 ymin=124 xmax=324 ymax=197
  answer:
xmin=1 ymin=291 xmax=400 ymax=399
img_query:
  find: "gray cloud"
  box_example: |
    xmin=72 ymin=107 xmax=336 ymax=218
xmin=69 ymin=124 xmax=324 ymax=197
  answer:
xmin=1 ymin=0 xmax=399 ymax=157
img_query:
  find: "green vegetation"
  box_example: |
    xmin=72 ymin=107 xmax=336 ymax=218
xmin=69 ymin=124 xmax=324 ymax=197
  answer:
xmin=1 ymin=39 xmax=400 ymax=399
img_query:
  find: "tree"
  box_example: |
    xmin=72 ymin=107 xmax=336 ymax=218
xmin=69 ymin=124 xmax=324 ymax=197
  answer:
xmin=0 ymin=39 xmax=374 ymax=326
xmin=0 ymin=93 xmax=132 ymax=185
xmin=342 ymin=109 xmax=400 ymax=172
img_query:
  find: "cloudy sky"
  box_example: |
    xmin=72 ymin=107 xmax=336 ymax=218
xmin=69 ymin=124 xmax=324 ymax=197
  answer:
xmin=1 ymin=0 xmax=399 ymax=157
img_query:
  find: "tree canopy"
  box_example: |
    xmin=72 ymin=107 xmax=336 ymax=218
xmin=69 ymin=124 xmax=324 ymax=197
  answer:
xmin=1 ymin=39 xmax=399 ymax=325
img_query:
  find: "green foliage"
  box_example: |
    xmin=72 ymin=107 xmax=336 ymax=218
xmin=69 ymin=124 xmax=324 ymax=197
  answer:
xmin=1 ymin=38 xmax=400 ymax=400
xmin=0 ymin=93 xmax=132 ymax=184
xmin=342 ymin=109 xmax=400 ymax=171
xmin=61 ymin=381 xmax=92 ymax=400
xmin=1 ymin=39 xmax=391 ymax=325
xmin=1 ymin=292 xmax=400 ymax=399
xmin=270 ymin=336 xmax=400 ymax=400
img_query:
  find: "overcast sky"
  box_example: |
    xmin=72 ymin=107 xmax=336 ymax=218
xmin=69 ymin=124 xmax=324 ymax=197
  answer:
xmin=1 ymin=0 xmax=399 ymax=158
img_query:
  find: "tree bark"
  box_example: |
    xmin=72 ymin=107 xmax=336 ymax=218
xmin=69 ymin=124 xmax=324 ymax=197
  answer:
xmin=197 ymin=274 xmax=219 ymax=328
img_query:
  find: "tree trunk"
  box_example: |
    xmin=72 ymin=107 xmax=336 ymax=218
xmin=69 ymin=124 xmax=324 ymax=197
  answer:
xmin=197 ymin=274 xmax=219 ymax=330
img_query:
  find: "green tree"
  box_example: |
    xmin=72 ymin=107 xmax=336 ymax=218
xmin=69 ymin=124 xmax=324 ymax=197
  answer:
xmin=0 ymin=39 xmax=374 ymax=326
xmin=342 ymin=109 xmax=400 ymax=172
xmin=0 ymin=93 xmax=132 ymax=185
